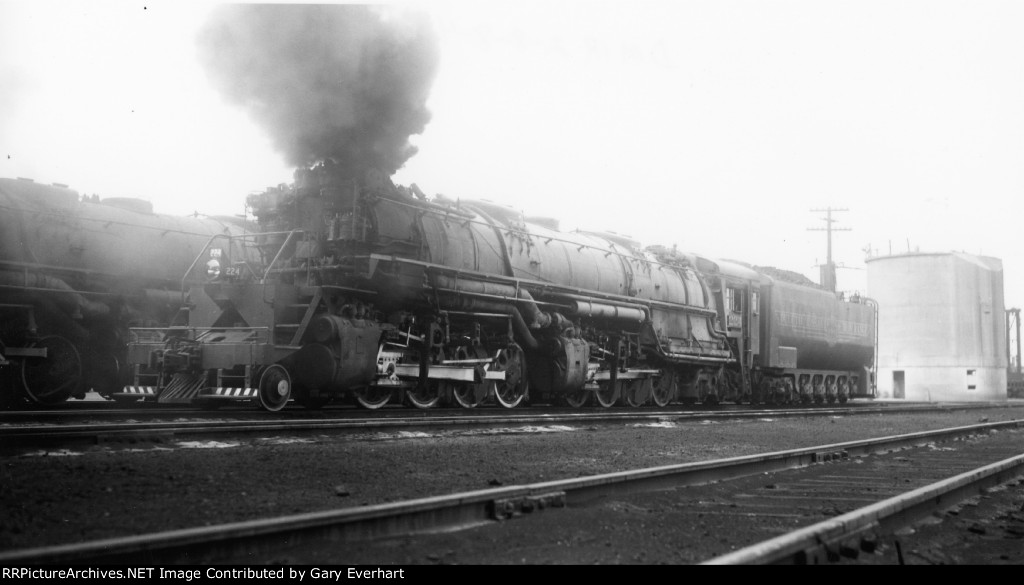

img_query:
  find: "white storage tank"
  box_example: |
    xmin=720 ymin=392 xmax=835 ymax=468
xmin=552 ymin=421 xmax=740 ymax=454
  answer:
xmin=866 ymin=252 xmax=1006 ymax=401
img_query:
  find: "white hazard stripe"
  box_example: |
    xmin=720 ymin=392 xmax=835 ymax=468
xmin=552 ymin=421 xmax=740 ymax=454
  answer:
xmin=121 ymin=386 xmax=157 ymax=395
xmin=209 ymin=387 xmax=258 ymax=397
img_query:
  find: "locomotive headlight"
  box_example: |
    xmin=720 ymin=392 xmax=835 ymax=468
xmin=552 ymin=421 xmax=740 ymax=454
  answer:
xmin=206 ymin=258 xmax=222 ymax=279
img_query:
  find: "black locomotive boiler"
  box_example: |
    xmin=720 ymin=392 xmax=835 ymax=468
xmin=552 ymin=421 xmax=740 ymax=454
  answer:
xmin=0 ymin=177 xmax=252 ymax=407
xmin=122 ymin=163 xmax=876 ymax=411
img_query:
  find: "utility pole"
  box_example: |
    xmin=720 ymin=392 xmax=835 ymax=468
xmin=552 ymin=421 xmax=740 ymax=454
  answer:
xmin=808 ymin=207 xmax=850 ymax=292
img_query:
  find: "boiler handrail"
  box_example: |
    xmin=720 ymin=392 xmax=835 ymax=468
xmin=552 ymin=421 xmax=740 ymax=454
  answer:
xmin=261 ymin=229 xmax=303 ymax=284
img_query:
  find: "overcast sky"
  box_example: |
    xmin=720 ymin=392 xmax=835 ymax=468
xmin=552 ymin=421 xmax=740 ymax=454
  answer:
xmin=2 ymin=1 xmax=1023 ymax=307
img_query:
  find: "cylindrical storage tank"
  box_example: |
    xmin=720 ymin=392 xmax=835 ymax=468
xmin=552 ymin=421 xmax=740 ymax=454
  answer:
xmin=866 ymin=252 xmax=1007 ymax=402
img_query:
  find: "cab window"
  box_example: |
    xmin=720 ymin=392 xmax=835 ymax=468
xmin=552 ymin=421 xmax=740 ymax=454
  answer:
xmin=728 ymin=287 xmax=742 ymax=313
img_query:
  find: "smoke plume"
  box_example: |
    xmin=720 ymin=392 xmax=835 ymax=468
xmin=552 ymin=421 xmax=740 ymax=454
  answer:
xmin=197 ymin=4 xmax=439 ymax=176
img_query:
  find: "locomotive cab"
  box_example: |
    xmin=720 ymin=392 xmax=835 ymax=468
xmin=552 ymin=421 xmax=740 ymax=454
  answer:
xmin=690 ymin=259 xmax=763 ymax=403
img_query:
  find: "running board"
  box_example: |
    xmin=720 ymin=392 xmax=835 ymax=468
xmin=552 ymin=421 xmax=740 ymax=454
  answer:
xmin=393 ymin=364 xmax=507 ymax=382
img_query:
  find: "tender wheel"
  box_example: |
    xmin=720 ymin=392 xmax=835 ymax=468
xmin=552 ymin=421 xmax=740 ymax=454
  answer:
xmin=595 ymin=380 xmax=620 ymax=408
xmin=352 ymin=386 xmax=392 ymax=410
xmin=258 ymin=364 xmax=292 ymax=412
xmin=406 ymin=381 xmax=444 ymax=409
xmin=492 ymin=344 xmax=527 ymax=409
xmin=453 ymin=382 xmax=488 ymax=409
xmin=784 ymin=378 xmax=796 ymax=404
xmin=800 ymin=382 xmax=813 ymax=404
xmin=21 ymin=336 xmax=83 ymax=405
xmin=562 ymin=388 xmax=589 ymax=408
xmin=826 ymin=382 xmax=838 ymax=404
xmin=652 ymin=370 xmax=676 ymax=407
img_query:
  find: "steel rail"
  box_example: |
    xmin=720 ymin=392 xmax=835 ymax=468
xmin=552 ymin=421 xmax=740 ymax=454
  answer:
xmin=0 ymin=403 xmax=982 ymax=445
xmin=702 ymin=452 xmax=1024 ymax=565
xmin=0 ymin=419 xmax=1020 ymax=565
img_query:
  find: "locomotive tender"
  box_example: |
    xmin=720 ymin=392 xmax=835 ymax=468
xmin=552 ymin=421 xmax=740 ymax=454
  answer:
xmin=121 ymin=163 xmax=877 ymax=410
xmin=0 ymin=177 xmax=251 ymax=407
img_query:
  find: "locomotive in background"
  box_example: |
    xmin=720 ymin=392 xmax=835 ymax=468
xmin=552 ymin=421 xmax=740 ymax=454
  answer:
xmin=122 ymin=162 xmax=877 ymax=410
xmin=0 ymin=177 xmax=251 ymax=407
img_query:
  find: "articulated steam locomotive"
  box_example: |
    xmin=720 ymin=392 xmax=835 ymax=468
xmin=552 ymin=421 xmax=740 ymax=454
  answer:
xmin=0 ymin=177 xmax=252 ymax=407
xmin=119 ymin=163 xmax=877 ymax=411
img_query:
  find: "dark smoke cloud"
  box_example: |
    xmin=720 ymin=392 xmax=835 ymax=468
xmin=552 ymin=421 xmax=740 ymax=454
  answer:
xmin=197 ymin=4 xmax=439 ymax=176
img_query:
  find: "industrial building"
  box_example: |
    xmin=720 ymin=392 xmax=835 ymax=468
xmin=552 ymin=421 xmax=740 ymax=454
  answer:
xmin=866 ymin=252 xmax=1007 ymax=402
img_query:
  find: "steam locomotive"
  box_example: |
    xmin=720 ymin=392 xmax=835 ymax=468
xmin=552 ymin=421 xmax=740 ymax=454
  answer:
xmin=120 ymin=163 xmax=877 ymax=410
xmin=0 ymin=177 xmax=252 ymax=407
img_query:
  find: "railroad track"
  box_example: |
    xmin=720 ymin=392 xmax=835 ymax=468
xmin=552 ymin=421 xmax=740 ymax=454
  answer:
xmin=703 ymin=453 xmax=1024 ymax=564
xmin=0 ymin=402 xmax=1007 ymax=453
xmin=2 ymin=419 xmax=1021 ymax=565
xmin=0 ymin=399 xmax=895 ymax=422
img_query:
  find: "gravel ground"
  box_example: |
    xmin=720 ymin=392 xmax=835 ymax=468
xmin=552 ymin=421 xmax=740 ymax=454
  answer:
xmin=838 ymin=478 xmax=1024 ymax=566
xmin=306 ymin=430 xmax=1024 ymax=565
xmin=3 ymin=404 xmax=1024 ymax=562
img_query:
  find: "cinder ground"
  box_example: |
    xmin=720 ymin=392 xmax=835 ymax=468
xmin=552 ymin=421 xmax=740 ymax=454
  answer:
xmin=2 ymin=404 xmax=1023 ymax=564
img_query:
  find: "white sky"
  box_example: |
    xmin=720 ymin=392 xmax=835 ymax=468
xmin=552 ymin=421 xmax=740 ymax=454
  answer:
xmin=2 ymin=1 xmax=1023 ymax=306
